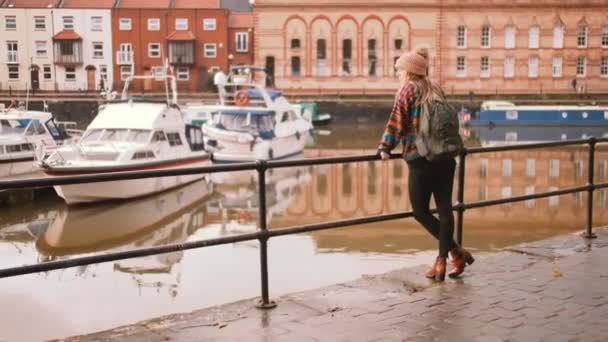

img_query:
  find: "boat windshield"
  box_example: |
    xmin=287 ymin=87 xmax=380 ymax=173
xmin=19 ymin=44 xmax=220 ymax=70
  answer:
xmin=81 ymin=129 xmax=151 ymax=143
xmin=0 ymin=119 xmax=29 ymax=134
xmin=218 ymin=113 xmax=275 ymax=132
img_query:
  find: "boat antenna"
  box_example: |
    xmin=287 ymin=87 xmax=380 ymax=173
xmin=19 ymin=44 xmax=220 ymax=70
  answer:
xmin=161 ymin=46 xmax=170 ymax=107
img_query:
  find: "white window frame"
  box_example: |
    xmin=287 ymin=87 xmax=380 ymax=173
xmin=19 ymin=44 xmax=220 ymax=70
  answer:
xmin=481 ymin=26 xmax=491 ymax=48
xmin=553 ymin=24 xmax=564 ymax=48
xmin=456 ymin=26 xmax=467 ymax=48
xmin=576 ymin=56 xmax=586 ymax=77
xmin=176 ymin=66 xmax=189 ymax=81
xmin=148 ymin=43 xmax=161 ymax=58
xmin=148 ymin=18 xmax=160 ymax=31
xmin=65 ymin=67 xmax=76 ymax=82
xmin=236 ymin=32 xmax=249 ymax=52
xmin=574 ymin=160 xmax=584 ymax=181
xmin=43 ymin=65 xmax=52 ymax=80
xmin=528 ymin=56 xmax=539 ymax=78
xmin=504 ymin=25 xmax=515 ymax=49
xmin=601 ymin=56 xmax=608 ymax=77
xmin=120 ymin=65 xmax=132 ymax=80
xmin=204 ymin=43 xmax=217 ymax=58
xmin=7 ymin=41 xmax=18 ymax=63
xmin=92 ymin=42 xmax=104 ymax=59
xmin=119 ymin=18 xmax=132 ymax=31
xmin=602 ymin=25 xmax=608 ymax=48
xmin=504 ymin=56 xmax=515 ymax=78
xmin=526 ymin=159 xmax=536 ymax=177
xmin=151 ymin=66 xmax=165 ymax=80
xmin=62 ymin=16 xmax=74 ymax=30
xmin=5 ymin=16 xmax=16 ymax=30
xmin=577 ymin=24 xmax=587 ymax=48
xmin=34 ymin=16 xmax=46 ymax=30
xmin=502 ymin=159 xmax=512 ymax=177
xmin=552 ymin=56 xmax=563 ymax=78
xmin=8 ymin=65 xmax=19 ymax=80
xmin=480 ymin=56 xmax=490 ymax=78
xmin=479 ymin=159 xmax=488 ymax=178
xmin=528 ymin=25 xmax=540 ymax=49
xmin=35 ymin=41 xmax=47 ymax=58
xmin=549 ymin=159 xmax=560 ymax=178
xmin=91 ymin=16 xmax=103 ymax=31
xmin=548 ymin=186 xmax=559 ymax=207
xmin=99 ymin=65 xmax=108 ymax=82
xmin=175 ymin=18 xmax=188 ymax=31
xmin=203 ymin=18 xmax=216 ymax=31
xmin=525 ymin=186 xmax=536 ymax=208
xmin=456 ymin=56 xmax=466 ymax=77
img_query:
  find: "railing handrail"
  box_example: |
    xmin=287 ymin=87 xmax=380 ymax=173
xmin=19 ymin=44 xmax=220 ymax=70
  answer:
xmin=1 ymin=136 xmax=607 ymax=309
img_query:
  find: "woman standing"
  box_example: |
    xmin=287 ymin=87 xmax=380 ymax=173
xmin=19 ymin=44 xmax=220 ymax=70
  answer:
xmin=377 ymin=45 xmax=474 ymax=281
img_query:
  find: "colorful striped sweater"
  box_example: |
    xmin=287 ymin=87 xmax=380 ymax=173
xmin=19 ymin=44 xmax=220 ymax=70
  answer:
xmin=378 ymin=82 xmax=421 ymax=161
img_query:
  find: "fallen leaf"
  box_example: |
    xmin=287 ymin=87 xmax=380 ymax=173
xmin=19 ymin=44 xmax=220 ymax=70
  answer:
xmin=553 ymin=270 xmax=563 ymax=278
xmin=219 ymin=323 xmax=228 ymax=329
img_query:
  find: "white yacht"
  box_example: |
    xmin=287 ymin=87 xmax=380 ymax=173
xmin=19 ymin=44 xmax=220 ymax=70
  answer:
xmin=0 ymin=103 xmax=77 ymax=179
xmin=38 ymin=74 xmax=212 ymax=204
xmin=185 ymin=66 xmax=313 ymax=162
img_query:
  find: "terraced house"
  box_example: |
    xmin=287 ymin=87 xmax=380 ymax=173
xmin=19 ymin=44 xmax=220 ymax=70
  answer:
xmin=254 ymin=0 xmax=608 ymax=94
xmin=0 ymin=0 xmax=114 ymax=92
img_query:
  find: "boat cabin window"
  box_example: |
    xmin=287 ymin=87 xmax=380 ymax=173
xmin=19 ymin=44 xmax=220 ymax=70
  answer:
xmin=5 ymin=143 xmax=34 ymax=153
xmin=152 ymin=131 xmax=167 ymax=142
xmin=125 ymin=129 xmax=150 ymax=143
xmin=0 ymin=119 xmax=28 ymax=134
xmin=81 ymin=129 xmax=103 ymax=143
xmin=0 ymin=145 xmax=4 ymax=154
xmin=24 ymin=120 xmax=47 ymax=135
xmin=281 ymin=111 xmax=297 ymax=122
xmin=100 ymin=129 xmax=128 ymax=142
xmin=217 ymin=113 xmax=275 ymax=132
xmin=132 ymin=150 xmax=155 ymax=159
xmin=167 ymin=133 xmax=183 ymax=146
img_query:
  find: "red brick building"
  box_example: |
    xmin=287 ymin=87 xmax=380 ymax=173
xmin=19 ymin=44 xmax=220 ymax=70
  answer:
xmin=111 ymin=0 xmax=230 ymax=92
xmin=227 ymin=12 xmax=254 ymax=67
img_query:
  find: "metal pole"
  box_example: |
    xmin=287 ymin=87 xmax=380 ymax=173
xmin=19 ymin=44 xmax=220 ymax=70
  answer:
xmin=456 ymin=149 xmax=467 ymax=245
xmin=583 ymin=137 xmax=598 ymax=239
xmin=256 ymin=160 xmax=276 ymax=309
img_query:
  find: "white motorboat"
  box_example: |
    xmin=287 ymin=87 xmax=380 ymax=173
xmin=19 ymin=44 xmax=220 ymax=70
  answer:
xmin=0 ymin=102 xmax=78 ymax=179
xmin=38 ymin=74 xmax=212 ymax=204
xmin=186 ymin=66 xmax=313 ymax=162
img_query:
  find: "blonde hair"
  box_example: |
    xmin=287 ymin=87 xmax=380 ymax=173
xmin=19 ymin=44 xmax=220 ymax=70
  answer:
xmin=407 ymin=73 xmax=444 ymax=106
xmin=395 ymin=44 xmax=443 ymax=106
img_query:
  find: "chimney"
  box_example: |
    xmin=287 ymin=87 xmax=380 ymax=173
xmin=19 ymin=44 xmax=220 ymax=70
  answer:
xmin=113 ymin=0 xmax=121 ymax=8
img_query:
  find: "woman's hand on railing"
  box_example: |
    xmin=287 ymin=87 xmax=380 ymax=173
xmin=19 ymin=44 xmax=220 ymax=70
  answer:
xmin=379 ymin=151 xmax=390 ymax=161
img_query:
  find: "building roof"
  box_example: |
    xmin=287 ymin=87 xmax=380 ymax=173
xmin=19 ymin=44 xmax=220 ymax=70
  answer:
xmin=229 ymin=12 xmax=253 ymax=28
xmin=173 ymin=0 xmax=220 ymax=8
xmin=52 ymin=30 xmax=82 ymax=40
xmin=116 ymin=0 xmax=170 ymax=8
xmin=166 ymin=31 xmax=196 ymax=41
xmin=221 ymin=0 xmax=251 ymax=12
xmin=2 ymin=0 xmax=59 ymax=7
xmin=61 ymin=0 xmax=115 ymax=8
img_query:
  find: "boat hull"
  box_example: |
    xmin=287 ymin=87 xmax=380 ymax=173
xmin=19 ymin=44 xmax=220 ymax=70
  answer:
xmin=0 ymin=158 xmax=37 ymax=179
xmin=47 ymin=157 xmax=211 ymax=205
xmin=470 ymin=108 xmax=608 ymax=126
xmin=209 ymin=131 xmax=310 ymax=162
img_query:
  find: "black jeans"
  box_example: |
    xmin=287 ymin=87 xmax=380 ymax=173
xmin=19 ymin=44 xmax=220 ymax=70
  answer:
xmin=407 ymin=157 xmax=458 ymax=258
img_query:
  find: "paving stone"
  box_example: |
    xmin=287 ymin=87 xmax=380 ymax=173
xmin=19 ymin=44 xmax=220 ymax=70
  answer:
xmin=64 ymin=228 xmax=608 ymax=342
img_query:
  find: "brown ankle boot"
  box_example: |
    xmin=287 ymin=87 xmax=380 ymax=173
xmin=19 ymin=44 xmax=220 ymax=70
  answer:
xmin=449 ymin=246 xmax=475 ymax=278
xmin=425 ymin=259 xmax=438 ymax=279
xmin=434 ymin=257 xmax=447 ymax=282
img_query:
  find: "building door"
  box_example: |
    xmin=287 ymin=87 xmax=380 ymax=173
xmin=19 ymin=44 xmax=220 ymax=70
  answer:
xmin=86 ymin=66 xmax=96 ymax=91
xmin=30 ymin=66 xmax=40 ymax=91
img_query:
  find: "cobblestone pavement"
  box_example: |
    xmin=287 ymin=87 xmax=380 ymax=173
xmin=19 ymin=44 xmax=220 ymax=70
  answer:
xmin=65 ymin=228 xmax=608 ymax=342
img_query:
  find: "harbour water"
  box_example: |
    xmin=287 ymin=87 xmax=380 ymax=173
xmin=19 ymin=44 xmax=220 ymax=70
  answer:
xmin=1 ymin=102 xmax=608 ymax=340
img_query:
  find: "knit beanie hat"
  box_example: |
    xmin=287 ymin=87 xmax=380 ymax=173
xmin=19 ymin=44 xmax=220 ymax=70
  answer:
xmin=395 ymin=45 xmax=429 ymax=76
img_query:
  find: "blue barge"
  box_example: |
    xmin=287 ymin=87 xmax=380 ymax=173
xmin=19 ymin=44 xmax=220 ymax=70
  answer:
xmin=465 ymin=101 xmax=608 ymax=126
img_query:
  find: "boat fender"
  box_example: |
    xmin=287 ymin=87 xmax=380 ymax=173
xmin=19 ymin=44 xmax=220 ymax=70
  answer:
xmin=235 ymin=90 xmax=249 ymax=106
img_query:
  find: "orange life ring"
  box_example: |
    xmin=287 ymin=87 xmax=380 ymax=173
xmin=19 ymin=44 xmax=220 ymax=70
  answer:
xmin=235 ymin=90 xmax=249 ymax=106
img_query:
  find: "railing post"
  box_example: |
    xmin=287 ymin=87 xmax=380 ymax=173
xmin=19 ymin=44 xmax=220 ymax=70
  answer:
xmin=456 ymin=149 xmax=467 ymax=246
xmin=256 ymin=160 xmax=277 ymax=309
xmin=583 ymin=137 xmax=598 ymax=239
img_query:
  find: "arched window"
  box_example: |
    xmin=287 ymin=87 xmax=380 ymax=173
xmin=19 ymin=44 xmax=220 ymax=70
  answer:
xmin=553 ymin=23 xmax=564 ymax=48
xmin=528 ymin=25 xmax=540 ymax=48
xmin=577 ymin=24 xmax=588 ymax=48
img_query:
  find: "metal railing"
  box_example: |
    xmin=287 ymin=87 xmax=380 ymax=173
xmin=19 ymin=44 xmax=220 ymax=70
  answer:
xmin=0 ymin=137 xmax=607 ymax=309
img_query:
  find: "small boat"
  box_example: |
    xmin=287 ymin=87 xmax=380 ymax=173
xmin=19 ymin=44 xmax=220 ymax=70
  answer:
xmin=466 ymin=101 xmax=608 ymax=126
xmin=0 ymin=102 xmax=79 ymax=179
xmin=292 ymin=101 xmax=333 ymax=125
xmin=185 ymin=66 xmax=313 ymax=162
xmin=37 ymin=72 xmax=212 ymax=204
